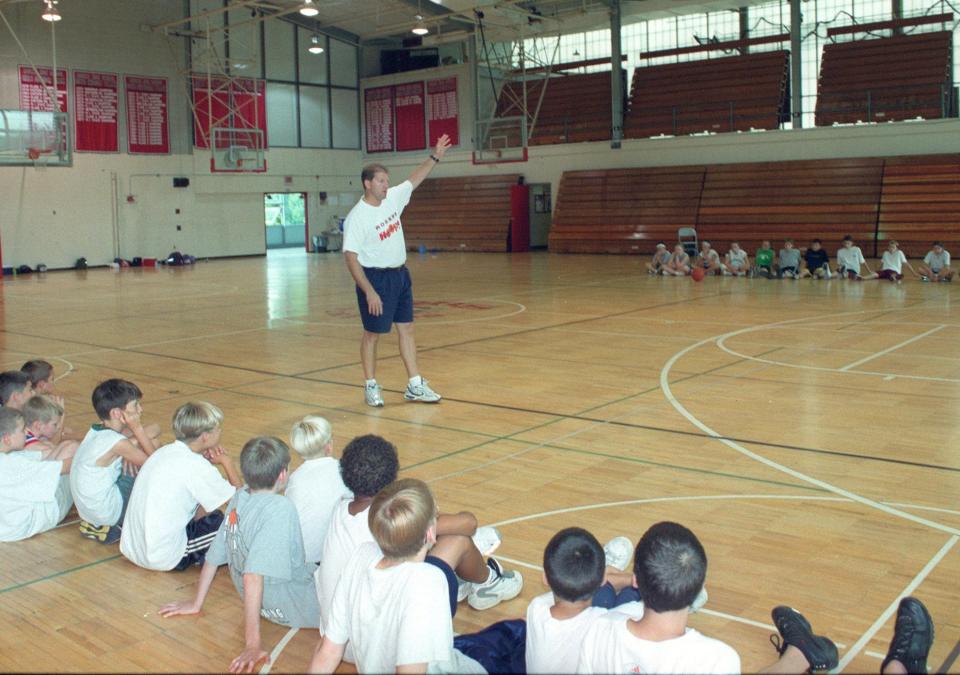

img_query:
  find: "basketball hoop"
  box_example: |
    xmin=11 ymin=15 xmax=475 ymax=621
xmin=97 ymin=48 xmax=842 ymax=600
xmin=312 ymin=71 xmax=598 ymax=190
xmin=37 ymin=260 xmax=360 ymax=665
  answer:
xmin=27 ymin=147 xmax=41 ymax=161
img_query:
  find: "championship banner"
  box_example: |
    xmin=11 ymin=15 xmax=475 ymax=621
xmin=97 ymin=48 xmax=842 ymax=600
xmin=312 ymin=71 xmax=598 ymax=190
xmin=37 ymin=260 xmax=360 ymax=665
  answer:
xmin=73 ymin=70 xmax=119 ymax=152
xmin=364 ymin=86 xmax=394 ymax=153
xmin=394 ymin=81 xmax=426 ymax=152
xmin=18 ymin=65 xmax=68 ymax=113
xmin=191 ymin=76 xmax=267 ymax=148
xmin=125 ymin=75 xmax=169 ymax=154
xmin=426 ymin=77 xmax=459 ymax=146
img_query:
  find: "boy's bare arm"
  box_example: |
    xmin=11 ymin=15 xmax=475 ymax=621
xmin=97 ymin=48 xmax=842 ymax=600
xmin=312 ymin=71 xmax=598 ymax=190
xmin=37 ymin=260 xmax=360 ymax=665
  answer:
xmin=396 ymin=664 xmax=429 ymax=674
xmin=159 ymin=560 xmax=219 ymax=616
xmin=205 ymin=447 xmax=244 ymax=488
xmin=105 ymin=438 xmax=149 ymax=468
xmin=121 ymin=409 xmax=158 ymax=456
xmin=308 ymin=636 xmax=346 ymax=674
xmin=229 ymin=573 xmax=269 ymax=674
xmin=436 ymin=511 xmax=478 ymax=537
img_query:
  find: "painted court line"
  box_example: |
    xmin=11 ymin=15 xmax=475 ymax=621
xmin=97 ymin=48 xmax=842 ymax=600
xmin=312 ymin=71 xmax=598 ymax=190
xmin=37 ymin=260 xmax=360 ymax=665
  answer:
xmin=259 ymin=626 xmax=299 ymax=675
xmin=835 ymin=534 xmax=958 ymax=672
xmin=838 ymin=325 xmax=946 ymax=371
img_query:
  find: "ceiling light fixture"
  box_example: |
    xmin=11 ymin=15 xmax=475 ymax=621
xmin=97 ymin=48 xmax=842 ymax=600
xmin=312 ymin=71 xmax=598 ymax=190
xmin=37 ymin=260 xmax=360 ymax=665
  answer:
xmin=299 ymin=0 xmax=319 ymax=17
xmin=412 ymin=15 xmax=429 ymax=35
xmin=41 ymin=0 xmax=61 ymax=22
xmin=308 ymin=34 xmax=324 ymax=54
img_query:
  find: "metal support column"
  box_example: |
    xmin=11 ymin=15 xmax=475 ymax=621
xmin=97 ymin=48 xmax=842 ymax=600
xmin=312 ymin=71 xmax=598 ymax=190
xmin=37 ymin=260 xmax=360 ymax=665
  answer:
xmin=609 ymin=0 xmax=623 ymax=148
xmin=892 ymin=0 xmax=904 ymax=35
xmin=790 ymin=0 xmax=803 ymax=128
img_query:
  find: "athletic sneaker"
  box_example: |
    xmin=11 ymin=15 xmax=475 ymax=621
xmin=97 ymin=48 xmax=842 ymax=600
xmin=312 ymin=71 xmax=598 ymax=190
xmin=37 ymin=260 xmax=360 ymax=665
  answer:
xmin=472 ymin=526 xmax=502 ymax=557
xmin=364 ymin=382 xmax=384 ymax=407
xmin=770 ymin=606 xmax=838 ymax=672
xmin=457 ymin=578 xmax=474 ymax=603
xmin=603 ymin=536 xmax=633 ymax=571
xmin=921 ymin=275 xmax=930 ymax=282
xmin=690 ymin=586 xmax=708 ymax=613
xmin=882 ymin=597 xmax=934 ymax=674
xmin=79 ymin=520 xmax=121 ymax=545
xmin=404 ymin=378 xmax=441 ymax=403
xmin=467 ymin=558 xmax=523 ymax=610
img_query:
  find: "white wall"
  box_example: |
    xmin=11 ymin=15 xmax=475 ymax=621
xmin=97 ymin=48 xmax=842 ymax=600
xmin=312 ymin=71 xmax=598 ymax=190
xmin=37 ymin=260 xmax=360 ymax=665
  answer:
xmin=0 ymin=0 xmax=362 ymax=269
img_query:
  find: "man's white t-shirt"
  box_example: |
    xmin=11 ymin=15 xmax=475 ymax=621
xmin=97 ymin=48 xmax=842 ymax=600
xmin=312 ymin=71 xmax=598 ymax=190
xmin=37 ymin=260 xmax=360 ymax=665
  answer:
xmin=525 ymin=592 xmax=645 ymax=674
xmin=70 ymin=425 xmax=128 ymax=526
xmin=837 ymin=246 xmax=866 ymax=274
xmin=120 ymin=441 xmax=236 ymax=571
xmin=315 ymin=498 xmax=377 ymax=625
xmin=0 ymin=451 xmax=67 ymax=542
xmin=324 ymin=542 xmax=454 ymax=673
xmin=924 ymin=249 xmax=950 ymax=271
xmin=881 ymin=249 xmax=908 ymax=273
xmin=577 ymin=618 xmax=741 ymax=674
xmin=726 ymin=249 xmax=748 ymax=268
xmin=284 ymin=457 xmax=351 ymax=563
xmin=343 ymin=180 xmax=414 ymax=268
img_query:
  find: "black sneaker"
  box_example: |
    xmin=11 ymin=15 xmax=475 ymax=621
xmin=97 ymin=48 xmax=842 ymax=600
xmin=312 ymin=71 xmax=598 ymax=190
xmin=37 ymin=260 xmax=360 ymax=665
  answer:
xmin=882 ymin=597 xmax=934 ymax=674
xmin=770 ymin=606 xmax=838 ymax=672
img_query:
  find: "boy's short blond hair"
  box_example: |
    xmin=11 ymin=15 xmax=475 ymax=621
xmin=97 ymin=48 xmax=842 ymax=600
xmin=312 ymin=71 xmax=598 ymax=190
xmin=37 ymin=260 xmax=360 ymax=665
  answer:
xmin=21 ymin=395 xmax=64 ymax=425
xmin=369 ymin=478 xmax=438 ymax=559
xmin=289 ymin=415 xmax=332 ymax=459
xmin=172 ymin=401 xmax=223 ymax=442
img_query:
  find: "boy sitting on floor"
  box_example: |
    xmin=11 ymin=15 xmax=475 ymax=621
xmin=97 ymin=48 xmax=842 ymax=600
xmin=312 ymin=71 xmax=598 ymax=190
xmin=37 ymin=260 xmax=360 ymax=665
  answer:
xmin=0 ymin=370 xmax=34 ymax=409
xmin=120 ymin=401 xmax=242 ymax=571
xmin=21 ymin=359 xmax=57 ymax=395
xmin=70 ymin=379 xmax=159 ymax=544
xmin=160 ymin=436 xmax=322 ymax=674
xmin=0 ymin=407 xmax=73 ymax=541
xmin=21 ymin=395 xmax=78 ymax=463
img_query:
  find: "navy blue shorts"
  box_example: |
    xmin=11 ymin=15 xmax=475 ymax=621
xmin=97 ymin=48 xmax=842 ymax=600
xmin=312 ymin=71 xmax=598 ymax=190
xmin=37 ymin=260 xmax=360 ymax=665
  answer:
xmin=357 ymin=266 xmax=413 ymax=334
xmin=425 ymin=555 xmax=459 ymax=617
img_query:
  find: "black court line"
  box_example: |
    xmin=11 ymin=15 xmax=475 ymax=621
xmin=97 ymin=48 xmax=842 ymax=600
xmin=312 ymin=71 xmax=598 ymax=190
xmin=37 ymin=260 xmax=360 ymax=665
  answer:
xmin=937 ymin=638 xmax=960 ymax=673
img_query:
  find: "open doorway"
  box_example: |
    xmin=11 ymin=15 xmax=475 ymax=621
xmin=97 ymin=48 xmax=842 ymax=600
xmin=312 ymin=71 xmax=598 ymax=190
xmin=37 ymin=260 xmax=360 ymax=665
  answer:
xmin=264 ymin=192 xmax=308 ymax=249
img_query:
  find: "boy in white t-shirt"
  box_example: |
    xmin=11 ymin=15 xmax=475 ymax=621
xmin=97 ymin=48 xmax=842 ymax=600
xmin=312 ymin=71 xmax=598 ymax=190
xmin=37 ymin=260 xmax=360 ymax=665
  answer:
xmin=722 ymin=242 xmax=750 ymax=277
xmin=918 ymin=241 xmax=954 ymax=282
xmin=120 ymin=402 xmax=241 ymax=571
xmin=0 ymin=407 xmax=73 ymax=542
xmin=837 ymin=235 xmax=872 ymax=280
xmin=577 ymin=521 xmax=838 ymax=674
xmin=70 ymin=379 xmax=159 ymax=544
xmin=316 ymin=435 xmax=520 ymax=631
xmin=526 ymin=527 xmax=644 ymax=674
xmin=21 ymin=395 xmax=78 ymax=464
xmin=285 ymin=415 xmax=351 ymax=563
xmin=646 ymin=243 xmax=672 ymax=275
xmin=160 ymin=436 xmax=321 ymax=674
xmin=698 ymin=241 xmax=723 ymax=276
xmin=862 ymin=240 xmax=919 ymax=283
xmin=310 ymin=478 xmax=485 ymax=674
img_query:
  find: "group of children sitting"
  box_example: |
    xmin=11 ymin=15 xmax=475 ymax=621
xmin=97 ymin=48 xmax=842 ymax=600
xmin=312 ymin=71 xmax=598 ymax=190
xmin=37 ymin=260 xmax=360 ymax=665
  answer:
xmin=647 ymin=237 xmax=955 ymax=283
xmin=0 ymin=362 xmax=939 ymax=674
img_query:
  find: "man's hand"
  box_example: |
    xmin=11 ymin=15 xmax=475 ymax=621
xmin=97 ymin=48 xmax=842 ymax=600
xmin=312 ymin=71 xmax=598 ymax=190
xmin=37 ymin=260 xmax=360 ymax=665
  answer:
xmin=229 ymin=646 xmax=270 ymax=673
xmin=158 ymin=600 xmax=202 ymax=617
xmin=367 ymin=290 xmax=383 ymax=317
xmin=434 ymin=133 xmax=451 ymax=159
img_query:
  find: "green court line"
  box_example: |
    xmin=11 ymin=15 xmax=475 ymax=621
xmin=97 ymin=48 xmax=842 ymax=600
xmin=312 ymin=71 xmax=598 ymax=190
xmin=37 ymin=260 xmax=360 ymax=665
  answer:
xmin=0 ymin=554 xmax=122 ymax=595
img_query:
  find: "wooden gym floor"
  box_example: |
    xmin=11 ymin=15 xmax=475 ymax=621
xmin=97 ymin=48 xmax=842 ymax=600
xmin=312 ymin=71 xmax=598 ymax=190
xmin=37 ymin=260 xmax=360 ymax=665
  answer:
xmin=1 ymin=248 xmax=958 ymax=673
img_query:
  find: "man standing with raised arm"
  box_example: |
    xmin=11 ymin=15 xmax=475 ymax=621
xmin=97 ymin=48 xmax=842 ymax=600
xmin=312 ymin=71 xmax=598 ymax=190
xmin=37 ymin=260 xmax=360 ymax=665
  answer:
xmin=343 ymin=134 xmax=451 ymax=407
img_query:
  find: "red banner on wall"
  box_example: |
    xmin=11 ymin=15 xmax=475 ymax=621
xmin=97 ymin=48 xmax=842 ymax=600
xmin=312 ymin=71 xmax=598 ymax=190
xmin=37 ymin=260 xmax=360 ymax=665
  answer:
xmin=394 ymin=81 xmax=426 ymax=152
xmin=73 ymin=70 xmax=119 ymax=152
xmin=18 ymin=65 xmax=68 ymax=113
xmin=125 ymin=76 xmax=169 ymax=154
xmin=427 ymin=77 xmax=459 ymax=146
xmin=364 ymin=86 xmax=394 ymax=153
xmin=191 ymin=76 xmax=267 ymax=148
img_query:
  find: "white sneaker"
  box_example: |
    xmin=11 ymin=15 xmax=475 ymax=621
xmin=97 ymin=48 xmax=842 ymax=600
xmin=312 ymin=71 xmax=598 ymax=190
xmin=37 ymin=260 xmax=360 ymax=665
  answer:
xmin=467 ymin=558 xmax=523 ymax=610
xmin=404 ymin=378 xmax=442 ymax=403
xmin=603 ymin=536 xmax=633 ymax=571
xmin=456 ymin=578 xmax=474 ymax=603
xmin=690 ymin=586 xmax=709 ymax=613
xmin=364 ymin=382 xmax=384 ymax=407
xmin=472 ymin=526 xmax=502 ymax=557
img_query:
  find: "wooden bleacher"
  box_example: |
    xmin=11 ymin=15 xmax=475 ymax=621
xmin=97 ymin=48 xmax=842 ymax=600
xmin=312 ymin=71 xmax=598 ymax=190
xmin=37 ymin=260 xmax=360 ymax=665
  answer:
xmin=624 ymin=51 xmax=789 ymax=139
xmin=696 ymin=158 xmax=885 ymax=256
xmin=548 ymin=166 xmax=706 ymax=254
xmin=877 ymin=155 xmax=960 ymax=257
xmin=816 ymin=32 xmax=953 ymax=126
xmin=497 ymin=72 xmax=613 ymax=146
xmin=400 ymin=174 xmax=520 ymax=253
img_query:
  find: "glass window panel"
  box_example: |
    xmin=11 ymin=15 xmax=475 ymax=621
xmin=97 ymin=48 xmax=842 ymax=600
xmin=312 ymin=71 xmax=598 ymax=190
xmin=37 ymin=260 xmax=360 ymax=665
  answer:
xmin=331 ymin=88 xmax=359 ymax=148
xmin=329 ymin=38 xmax=358 ymax=87
xmin=265 ymin=19 xmax=295 ymax=81
xmin=266 ymin=82 xmax=298 ymax=146
xmin=299 ymin=85 xmax=330 ymax=148
xmin=298 ymin=27 xmax=328 ymax=84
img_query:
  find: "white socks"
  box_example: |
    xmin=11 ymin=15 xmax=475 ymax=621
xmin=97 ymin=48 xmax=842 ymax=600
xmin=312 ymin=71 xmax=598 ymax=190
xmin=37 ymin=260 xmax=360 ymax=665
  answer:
xmin=365 ymin=379 xmax=377 ymax=388
xmin=409 ymin=375 xmax=423 ymax=387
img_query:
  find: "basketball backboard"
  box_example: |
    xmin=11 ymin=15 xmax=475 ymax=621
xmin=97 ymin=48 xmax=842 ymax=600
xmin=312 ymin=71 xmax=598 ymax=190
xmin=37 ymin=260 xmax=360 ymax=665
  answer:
xmin=0 ymin=110 xmax=71 ymax=167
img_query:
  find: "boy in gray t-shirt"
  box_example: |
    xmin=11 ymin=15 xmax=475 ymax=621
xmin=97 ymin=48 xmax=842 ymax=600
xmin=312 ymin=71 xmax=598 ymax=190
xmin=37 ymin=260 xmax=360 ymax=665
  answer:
xmin=160 ymin=437 xmax=319 ymax=673
xmin=778 ymin=239 xmax=801 ymax=279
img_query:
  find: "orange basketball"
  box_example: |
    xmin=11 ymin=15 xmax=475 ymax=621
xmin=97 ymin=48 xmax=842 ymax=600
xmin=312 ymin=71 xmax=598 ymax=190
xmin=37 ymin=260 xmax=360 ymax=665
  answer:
xmin=691 ymin=267 xmax=706 ymax=282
